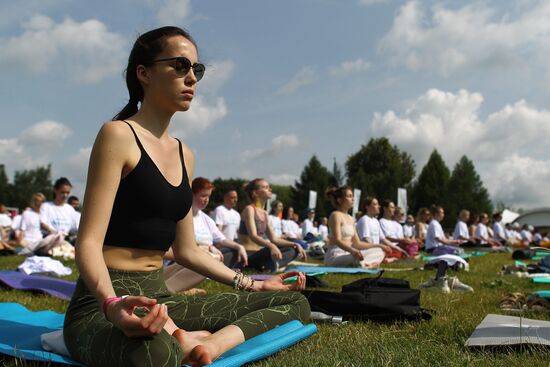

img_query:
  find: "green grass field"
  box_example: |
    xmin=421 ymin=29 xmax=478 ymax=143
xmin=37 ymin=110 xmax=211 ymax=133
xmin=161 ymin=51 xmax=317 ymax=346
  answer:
xmin=1 ymin=253 xmax=550 ymax=367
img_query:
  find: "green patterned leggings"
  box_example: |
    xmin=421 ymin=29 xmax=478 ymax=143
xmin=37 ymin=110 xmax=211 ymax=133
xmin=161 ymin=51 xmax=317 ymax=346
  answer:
xmin=63 ymin=268 xmax=310 ymax=367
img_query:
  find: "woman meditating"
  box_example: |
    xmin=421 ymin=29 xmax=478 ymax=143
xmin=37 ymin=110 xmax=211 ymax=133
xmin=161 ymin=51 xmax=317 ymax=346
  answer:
xmin=63 ymin=26 xmax=309 ymax=367
xmin=238 ymin=179 xmax=307 ymax=272
xmin=324 ymin=186 xmax=390 ymax=268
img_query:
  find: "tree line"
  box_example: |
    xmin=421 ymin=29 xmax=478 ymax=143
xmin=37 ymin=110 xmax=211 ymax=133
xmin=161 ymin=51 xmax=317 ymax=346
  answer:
xmin=0 ymin=138 xmax=493 ymax=229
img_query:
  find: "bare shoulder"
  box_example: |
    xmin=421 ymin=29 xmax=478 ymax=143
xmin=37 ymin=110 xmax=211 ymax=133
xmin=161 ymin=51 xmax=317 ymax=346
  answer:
xmin=97 ymin=121 xmax=134 ymax=144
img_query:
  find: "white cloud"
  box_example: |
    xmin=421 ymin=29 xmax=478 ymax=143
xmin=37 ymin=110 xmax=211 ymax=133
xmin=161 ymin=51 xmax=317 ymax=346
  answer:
xmin=278 ymin=66 xmax=317 ymax=94
xmin=0 ymin=120 xmax=72 ymax=171
xmin=240 ymin=134 xmax=300 ymax=162
xmin=329 ymin=58 xmax=371 ymax=77
xmin=156 ymin=0 xmax=191 ymax=25
xmin=268 ymin=173 xmax=297 ymax=186
xmin=0 ymin=14 xmax=127 ymax=83
xmin=63 ymin=146 xmax=91 ymax=181
xmin=171 ymin=96 xmax=228 ymax=138
xmin=198 ymin=60 xmax=235 ymax=93
xmin=370 ymin=88 xmax=550 ymax=208
xmin=378 ymin=1 xmax=550 ymax=75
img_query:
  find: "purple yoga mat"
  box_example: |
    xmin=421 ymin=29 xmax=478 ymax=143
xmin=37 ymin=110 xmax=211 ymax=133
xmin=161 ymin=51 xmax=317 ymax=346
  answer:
xmin=0 ymin=270 xmax=75 ymax=301
xmin=249 ymin=274 xmax=272 ymax=281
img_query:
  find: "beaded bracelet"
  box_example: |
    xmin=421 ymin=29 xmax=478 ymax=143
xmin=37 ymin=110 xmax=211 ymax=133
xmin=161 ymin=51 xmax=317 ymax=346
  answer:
xmin=232 ymin=271 xmax=255 ymax=292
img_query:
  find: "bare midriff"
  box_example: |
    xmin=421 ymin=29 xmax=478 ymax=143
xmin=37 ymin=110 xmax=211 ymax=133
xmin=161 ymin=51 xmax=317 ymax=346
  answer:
xmin=103 ymin=245 xmax=165 ymax=271
xmin=237 ymin=234 xmax=262 ymax=252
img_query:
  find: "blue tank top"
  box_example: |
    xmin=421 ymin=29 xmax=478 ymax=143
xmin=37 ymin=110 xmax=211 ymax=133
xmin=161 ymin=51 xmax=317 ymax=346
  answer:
xmin=103 ymin=121 xmax=192 ymax=251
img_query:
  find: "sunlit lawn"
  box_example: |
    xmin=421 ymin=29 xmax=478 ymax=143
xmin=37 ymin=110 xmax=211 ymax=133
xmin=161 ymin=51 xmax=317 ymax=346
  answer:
xmin=1 ymin=252 xmax=550 ymax=366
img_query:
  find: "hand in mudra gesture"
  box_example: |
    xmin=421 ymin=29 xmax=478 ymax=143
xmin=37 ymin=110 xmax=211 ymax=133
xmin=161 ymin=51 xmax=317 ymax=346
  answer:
xmin=258 ymin=271 xmax=306 ymax=292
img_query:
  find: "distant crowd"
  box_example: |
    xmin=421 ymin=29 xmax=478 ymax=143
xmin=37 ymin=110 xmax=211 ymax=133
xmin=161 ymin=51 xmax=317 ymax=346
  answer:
xmin=0 ymin=176 xmax=547 ymax=292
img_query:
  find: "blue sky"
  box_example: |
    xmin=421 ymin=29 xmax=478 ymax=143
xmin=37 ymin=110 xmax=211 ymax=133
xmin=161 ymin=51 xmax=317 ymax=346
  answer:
xmin=1 ymin=0 xmax=550 ymax=210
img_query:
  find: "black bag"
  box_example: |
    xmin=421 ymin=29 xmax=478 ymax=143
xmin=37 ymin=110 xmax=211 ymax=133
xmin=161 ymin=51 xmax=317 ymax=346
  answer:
xmin=512 ymin=249 xmax=534 ymax=260
xmin=302 ymin=273 xmax=431 ymax=322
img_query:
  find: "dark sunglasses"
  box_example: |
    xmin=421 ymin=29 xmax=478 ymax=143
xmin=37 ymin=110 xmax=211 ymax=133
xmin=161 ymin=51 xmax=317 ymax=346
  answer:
xmin=152 ymin=56 xmax=205 ymax=81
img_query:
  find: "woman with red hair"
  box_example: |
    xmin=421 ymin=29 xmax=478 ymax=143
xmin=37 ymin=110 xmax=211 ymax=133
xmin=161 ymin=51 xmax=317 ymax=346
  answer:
xmin=164 ymin=177 xmax=249 ymax=293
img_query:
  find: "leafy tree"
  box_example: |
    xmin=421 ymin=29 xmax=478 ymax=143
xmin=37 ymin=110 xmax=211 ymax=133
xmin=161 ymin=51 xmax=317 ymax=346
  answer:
xmin=270 ymin=184 xmax=293 ymax=212
xmin=345 ymin=137 xmax=415 ymax=206
xmin=447 ymin=156 xmax=492 ymax=225
xmin=410 ymin=149 xmax=450 ymax=219
xmin=332 ymin=158 xmax=344 ymax=186
xmin=291 ymin=155 xmax=336 ymax=219
xmin=0 ymin=165 xmax=9 ymax=205
xmin=9 ymin=165 xmax=53 ymax=211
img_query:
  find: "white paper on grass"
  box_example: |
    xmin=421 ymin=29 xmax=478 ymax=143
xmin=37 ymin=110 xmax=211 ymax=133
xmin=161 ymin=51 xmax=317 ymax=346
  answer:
xmin=466 ymin=314 xmax=550 ymax=347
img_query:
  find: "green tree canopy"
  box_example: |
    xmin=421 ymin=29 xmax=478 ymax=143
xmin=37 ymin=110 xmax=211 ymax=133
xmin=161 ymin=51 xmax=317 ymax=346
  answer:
xmin=291 ymin=155 xmax=336 ymax=219
xmin=410 ymin=149 xmax=450 ymax=219
xmin=9 ymin=165 xmax=53 ymax=211
xmin=447 ymin=155 xmax=493 ymax=225
xmin=0 ymin=165 xmax=9 ymax=205
xmin=345 ymin=137 xmax=416 ymax=207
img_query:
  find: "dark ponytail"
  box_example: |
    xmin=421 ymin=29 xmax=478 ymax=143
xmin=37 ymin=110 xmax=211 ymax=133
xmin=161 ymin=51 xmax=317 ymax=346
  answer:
xmin=113 ymin=26 xmax=198 ymax=121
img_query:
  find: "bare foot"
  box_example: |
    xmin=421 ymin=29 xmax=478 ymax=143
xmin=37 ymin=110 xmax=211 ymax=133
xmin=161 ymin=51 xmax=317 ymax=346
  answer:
xmin=172 ymin=329 xmax=214 ymax=359
xmin=183 ymin=345 xmax=214 ymax=367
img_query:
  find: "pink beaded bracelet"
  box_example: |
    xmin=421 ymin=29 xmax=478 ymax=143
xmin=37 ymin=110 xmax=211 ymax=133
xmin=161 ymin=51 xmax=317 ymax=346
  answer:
xmin=102 ymin=296 xmax=123 ymax=315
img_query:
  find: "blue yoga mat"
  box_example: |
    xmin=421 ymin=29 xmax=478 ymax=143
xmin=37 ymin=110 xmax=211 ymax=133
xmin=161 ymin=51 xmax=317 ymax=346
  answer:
xmin=532 ymin=277 xmax=550 ymax=284
xmin=286 ymin=266 xmax=380 ymax=274
xmin=0 ymin=303 xmax=316 ymax=367
xmin=0 ymin=303 xmax=82 ymax=365
xmin=0 ymin=270 xmax=76 ymax=301
xmin=534 ymin=290 xmax=550 ymax=299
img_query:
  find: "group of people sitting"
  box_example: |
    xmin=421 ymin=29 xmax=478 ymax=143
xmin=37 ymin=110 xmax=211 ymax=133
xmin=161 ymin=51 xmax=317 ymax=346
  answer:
xmin=3 ymin=177 xmax=545 ymax=280
xmin=0 ymin=177 xmax=81 ymax=258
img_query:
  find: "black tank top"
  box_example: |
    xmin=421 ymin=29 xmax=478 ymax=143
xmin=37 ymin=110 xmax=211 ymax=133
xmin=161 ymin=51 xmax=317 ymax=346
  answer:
xmin=103 ymin=121 xmax=192 ymax=251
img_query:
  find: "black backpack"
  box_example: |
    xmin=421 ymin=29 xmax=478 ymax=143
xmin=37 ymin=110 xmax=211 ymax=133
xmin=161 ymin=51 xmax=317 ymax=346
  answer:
xmin=302 ymin=273 xmax=432 ymax=322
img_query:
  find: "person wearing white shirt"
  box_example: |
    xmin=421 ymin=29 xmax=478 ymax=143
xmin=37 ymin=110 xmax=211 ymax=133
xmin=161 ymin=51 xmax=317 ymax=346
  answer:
xmin=378 ymin=200 xmax=417 ymax=257
xmin=212 ymin=190 xmax=241 ymax=241
xmin=453 ymin=210 xmax=476 ymax=247
xmin=0 ymin=203 xmax=12 ymax=241
xmin=520 ymin=224 xmax=534 ymax=244
xmin=402 ymin=215 xmax=416 ymax=239
xmin=282 ymin=207 xmax=303 ymax=240
xmin=301 ymin=208 xmax=318 ymax=238
xmin=165 ymin=178 xmax=248 ymax=294
xmin=425 ymin=205 xmax=463 ymax=255
xmin=475 ymin=213 xmax=502 ymax=248
xmin=40 ymin=177 xmax=79 ymax=236
xmin=318 ymin=217 xmax=329 ymax=242
xmin=18 ymin=193 xmax=47 ymax=246
xmin=492 ymin=212 xmax=507 ymax=244
xmin=356 ymin=197 xmax=403 ymax=259
xmin=268 ymin=200 xmax=285 ymax=238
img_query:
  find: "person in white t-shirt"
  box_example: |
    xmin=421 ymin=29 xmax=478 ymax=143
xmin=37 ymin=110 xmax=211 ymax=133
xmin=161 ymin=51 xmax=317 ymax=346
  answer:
xmin=402 ymin=215 xmax=416 ymax=239
xmin=18 ymin=193 xmax=46 ymax=246
xmin=281 ymin=207 xmax=303 ymax=240
xmin=453 ymin=209 xmax=476 ymax=246
xmin=40 ymin=177 xmax=79 ymax=237
xmin=212 ymin=190 xmax=241 ymax=241
xmin=520 ymin=224 xmax=534 ymax=244
xmin=301 ymin=208 xmax=318 ymax=239
xmin=378 ymin=200 xmax=417 ymax=257
xmin=425 ymin=205 xmax=463 ymax=255
xmin=165 ymin=178 xmax=248 ymax=294
xmin=268 ymin=200 xmax=285 ymax=238
xmin=356 ymin=197 xmax=403 ymax=260
xmin=492 ymin=212 xmax=507 ymax=245
xmin=0 ymin=203 xmax=12 ymax=241
xmin=474 ymin=213 xmax=502 ymax=248
xmin=318 ymin=217 xmax=329 ymax=242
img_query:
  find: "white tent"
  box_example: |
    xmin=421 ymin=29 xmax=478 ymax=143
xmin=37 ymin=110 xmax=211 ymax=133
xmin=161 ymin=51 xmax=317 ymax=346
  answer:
xmin=501 ymin=209 xmax=519 ymax=224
